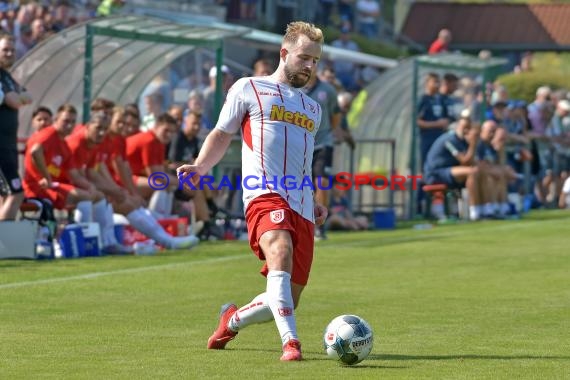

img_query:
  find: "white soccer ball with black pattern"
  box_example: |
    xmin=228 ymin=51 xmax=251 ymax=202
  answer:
xmin=323 ymin=314 xmax=374 ymax=365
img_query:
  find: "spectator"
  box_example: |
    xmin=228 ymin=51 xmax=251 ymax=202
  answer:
xmin=331 ymin=25 xmax=359 ymax=90
xmin=167 ymin=104 xmax=184 ymax=131
xmin=97 ymin=0 xmax=125 ymax=17
xmin=356 ymin=0 xmax=380 ymax=39
xmin=428 ymin=29 xmax=452 ymax=54
xmin=417 ymin=72 xmax=448 ymax=166
xmin=79 ymin=110 xmax=199 ymax=251
xmin=186 ymin=89 xmax=212 ymax=134
xmin=23 ymin=104 xmax=99 ymax=216
xmin=336 ymin=91 xmax=356 ymax=150
xmin=328 ymin=185 xmax=368 ymax=231
xmin=302 ymin=68 xmax=342 ymax=239
xmin=440 ymin=73 xmax=459 ymax=122
xmin=338 ymin=0 xmax=356 ymax=26
xmin=126 ymin=113 xmax=179 ymax=216
xmin=140 ymin=92 xmax=163 ymax=132
xmin=423 ymin=116 xmax=485 ymax=221
xmin=31 ymin=106 xmax=53 ymax=132
xmin=0 ymin=32 xmax=32 ymax=220
xmin=203 ymin=64 xmax=232 ymax=126
xmin=544 ymin=99 xmax=570 ymax=204
xmin=240 ymin=0 xmax=257 ymax=20
xmin=477 ymin=120 xmax=513 ymax=217
xmin=316 ymin=0 xmax=335 ymax=27
xmin=252 ymin=57 xmax=274 ymax=77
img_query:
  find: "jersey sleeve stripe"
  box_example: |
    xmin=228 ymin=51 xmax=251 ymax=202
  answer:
xmin=276 ymin=83 xmax=284 ymax=103
xmin=249 ymin=79 xmax=272 ymax=193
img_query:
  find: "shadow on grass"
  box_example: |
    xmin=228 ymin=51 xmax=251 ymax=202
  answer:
xmin=371 ymin=353 xmax=570 ymax=361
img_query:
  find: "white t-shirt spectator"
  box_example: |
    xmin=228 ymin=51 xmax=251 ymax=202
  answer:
xmin=356 ymin=0 xmax=380 ymax=24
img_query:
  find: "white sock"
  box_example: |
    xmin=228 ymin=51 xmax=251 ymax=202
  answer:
xmin=149 ymin=191 xmax=174 ymax=216
xmin=469 ymin=205 xmax=480 ymax=221
xmin=266 ymin=270 xmax=298 ymax=345
xmin=93 ymin=199 xmax=115 ymax=247
xmin=228 ymin=293 xmax=273 ymax=332
xmin=102 ymin=202 xmax=118 ymax=246
xmin=74 ymin=201 xmax=93 ymax=223
xmin=500 ymin=202 xmax=510 ymax=215
xmin=126 ymin=208 xmax=173 ymax=247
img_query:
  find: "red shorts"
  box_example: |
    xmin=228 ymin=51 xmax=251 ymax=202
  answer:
xmin=24 ymin=182 xmax=76 ymax=209
xmin=245 ymin=193 xmax=315 ymax=286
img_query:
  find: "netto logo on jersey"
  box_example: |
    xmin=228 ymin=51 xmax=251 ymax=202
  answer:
xmin=270 ymin=105 xmax=315 ymax=132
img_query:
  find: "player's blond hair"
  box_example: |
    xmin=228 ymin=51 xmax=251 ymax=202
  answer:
xmin=283 ymin=21 xmax=324 ymax=47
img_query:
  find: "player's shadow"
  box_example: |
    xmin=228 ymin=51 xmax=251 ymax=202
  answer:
xmin=371 ymin=353 xmax=570 ymax=361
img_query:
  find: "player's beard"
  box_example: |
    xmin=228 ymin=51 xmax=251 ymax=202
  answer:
xmin=284 ymin=64 xmax=311 ymax=88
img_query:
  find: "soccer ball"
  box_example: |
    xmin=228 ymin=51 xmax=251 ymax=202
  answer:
xmin=323 ymin=314 xmax=374 ymax=365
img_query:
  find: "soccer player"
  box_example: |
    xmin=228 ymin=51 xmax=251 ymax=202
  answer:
xmin=177 ymin=21 xmax=328 ymax=361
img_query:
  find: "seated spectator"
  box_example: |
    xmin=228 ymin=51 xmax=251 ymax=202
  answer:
xmin=126 ymin=113 xmax=179 ymax=216
xmin=73 ymin=110 xmax=199 ymax=250
xmin=328 ymin=185 xmax=368 ymax=231
xmin=545 ymin=99 xmax=570 ymax=204
xmin=478 ymin=121 xmax=518 ymax=217
xmin=31 ymin=106 xmax=52 ymax=132
xmin=23 ymin=104 xmax=101 ymax=218
xmin=423 ymin=116 xmax=486 ymax=220
xmin=167 ymin=111 xmax=221 ymax=239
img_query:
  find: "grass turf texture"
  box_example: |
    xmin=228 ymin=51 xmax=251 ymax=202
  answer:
xmin=1 ymin=210 xmax=569 ymax=379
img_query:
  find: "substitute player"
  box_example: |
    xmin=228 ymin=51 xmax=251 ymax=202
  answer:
xmin=177 ymin=21 xmax=328 ymax=361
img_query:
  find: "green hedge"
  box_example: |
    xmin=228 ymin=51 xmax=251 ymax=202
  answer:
xmin=322 ymin=27 xmax=408 ymax=60
xmin=497 ymin=71 xmax=570 ymax=102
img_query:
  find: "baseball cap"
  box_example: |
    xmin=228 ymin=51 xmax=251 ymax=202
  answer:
xmin=209 ymin=65 xmax=230 ymax=78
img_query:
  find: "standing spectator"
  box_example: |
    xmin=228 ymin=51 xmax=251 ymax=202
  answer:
xmin=331 ymin=25 xmax=359 ymax=90
xmin=428 ymin=29 xmax=452 ymax=55
xmin=31 ymin=106 xmax=53 ymax=132
xmin=316 ymin=0 xmax=336 ymax=27
xmin=252 ymin=57 xmax=274 ymax=77
xmin=97 ymin=0 xmax=125 ymax=17
xmin=336 ymin=91 xmax=356 ymax=150
xmin=417 ymin=72 xmax=448 ymax=166
xmin=356 ymin=0 xmax=380 ymax=39
xmin=140 ymin=92 xmax=162 ymax=132
xmin=0 ymin=32 xmax=32 ymax=220
xmin=338 ymin=0 xmax=355 ymax=27
xmin=203 ymin=64 xmax=232 ymax=126
xmin=303 ymin=68 xmax=341 ymax=240
xmin=440 ymin=73 xmax=459 ymax=123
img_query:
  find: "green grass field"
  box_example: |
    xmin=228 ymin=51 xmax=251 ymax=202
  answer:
xmin=1 ymin=211 xmax=569 ymax=379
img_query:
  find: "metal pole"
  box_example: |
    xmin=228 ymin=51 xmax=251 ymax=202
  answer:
xmin=83 ymin=24 xmax=94 ymax=124
xmin=409 ymin=58 xmax=419 ymax=220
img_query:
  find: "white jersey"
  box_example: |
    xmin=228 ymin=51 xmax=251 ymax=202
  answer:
xmin=216 ymin=76 xmax=322 ymax=222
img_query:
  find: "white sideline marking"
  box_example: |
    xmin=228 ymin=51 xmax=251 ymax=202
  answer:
xmin=0 ymin=254 xmax=248 ymax=290
xmin=1 ymin=217 xmax=567 ymax=291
